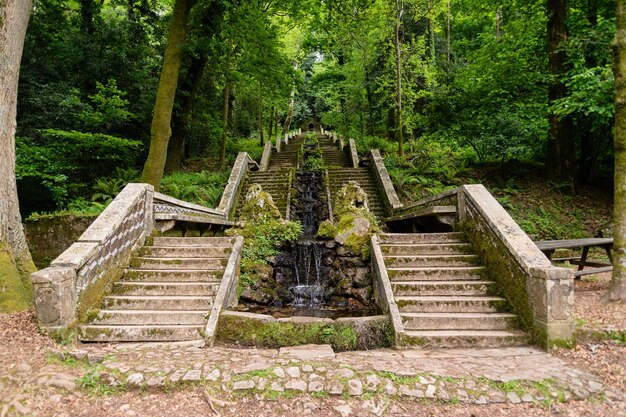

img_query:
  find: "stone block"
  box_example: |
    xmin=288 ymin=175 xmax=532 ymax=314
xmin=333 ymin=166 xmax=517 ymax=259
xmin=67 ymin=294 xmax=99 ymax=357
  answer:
xmin=31 ymin=266 xmax=76 ymax=327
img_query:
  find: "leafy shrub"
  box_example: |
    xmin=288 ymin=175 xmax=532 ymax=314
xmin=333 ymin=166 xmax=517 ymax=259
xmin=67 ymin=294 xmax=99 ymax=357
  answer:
xmin=160 ymin=170 xmax=229 ymax=208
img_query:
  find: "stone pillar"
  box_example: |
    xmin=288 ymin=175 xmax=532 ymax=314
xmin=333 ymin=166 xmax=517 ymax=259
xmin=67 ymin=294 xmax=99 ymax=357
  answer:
xmin=30 ymin=267 xmax=77 ymax=329
xmin=529 ymin=266 xmax=575 ymax=345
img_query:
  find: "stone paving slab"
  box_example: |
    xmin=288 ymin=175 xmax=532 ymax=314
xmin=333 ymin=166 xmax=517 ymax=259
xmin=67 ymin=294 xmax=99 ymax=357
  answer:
xmin=34 ymin=342 xmax=623 ymax=406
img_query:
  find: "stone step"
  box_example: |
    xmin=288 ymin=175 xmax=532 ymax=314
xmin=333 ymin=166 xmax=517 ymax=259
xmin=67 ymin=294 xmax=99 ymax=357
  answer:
xmin=151 ymin=237 xmax=234 ymax=247
xmin=112 ymin=281 xmax=220 ymax=296
xmin=392 ymin=280 xmax=494 ymax=296
xmin=78 ymin=324 xmax=204 ymax=342
xmin=381 ymin=243 xmax=473 ymax=256
xmin=395 ymin=296 xmax=507 ymax=313
xmin=401 ymin=330 xmax=528 ymax=348
xmin=387 ymin=266 xmax=486 ymax=281
xmin=379 ymin=233 xmax=465 ymax=244
xmin=123 ymin=269 xmax=223 ymax=282
xmin=91 ymin=310 xmax=208 ymax=326
xmin=103 ymin=295 xmax=213 ymax=310
xmin=140 ymin=246 xmax=232 ymax=258
xmin=130 ymin=257 xmax=228 ymax=270
xmin=384 ymin=254 xmax=481 ymax=268
xmin=401 ymin=312 xmax=517 ymax=331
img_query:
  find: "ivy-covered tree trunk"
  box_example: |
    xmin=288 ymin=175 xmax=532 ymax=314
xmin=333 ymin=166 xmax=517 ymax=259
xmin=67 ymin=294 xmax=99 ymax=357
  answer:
xmin=267 ymin=105 xmax=275 ymax=138
xmin=609 ymin=0 xmax=626 ymax=302
xmin=0 ymin=0 xmax=36 ymax=312
xmin=258 ymin=94 xmax=264 ymax=146
xmin=141 ymin=0 xmax=195 ymax=190
xmin=220 ymin=77 xmax=230 ymax=168
xmin=546 ymin=0 xmax=576 ymax=193
xmin=165 ymin=53 xmax=208 ymax=174
xmin=394 ymin=0 xmax=405 ymax=159
xmin=283 ymin=61 xmax=298 ymax=135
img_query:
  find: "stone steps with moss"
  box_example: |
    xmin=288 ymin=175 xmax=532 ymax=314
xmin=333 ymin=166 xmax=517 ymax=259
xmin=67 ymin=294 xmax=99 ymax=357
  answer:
xmin=235 ymin=169 xmax=292 ymax=220
xmin=401 ymin=312 xmax=517 ymax=331
xmin=79 ymin=325 xmax=205 ymax=342
xmin=377 ymin=232 xmax=527 ymax=348
xmin=78 ymin=237 xmax=234 ymax=342
xmin=327 ymin=167 xmax=386 ymax=222
xmin=401 ymin=330 xmax=528 ymax=348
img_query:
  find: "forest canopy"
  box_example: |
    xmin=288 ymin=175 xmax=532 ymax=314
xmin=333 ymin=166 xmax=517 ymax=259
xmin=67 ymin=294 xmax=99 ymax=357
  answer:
xmin=15 ymin=0 xmax=616 ymax=216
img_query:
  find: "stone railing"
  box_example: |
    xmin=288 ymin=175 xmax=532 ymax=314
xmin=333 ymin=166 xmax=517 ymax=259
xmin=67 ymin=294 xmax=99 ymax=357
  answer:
xmin=368 ymin=149 xmax=403 ymax=217
xmin=204 ymin=235 xmax=244 ymax=346
xmin=259 ymin=141 xmax=273 ymax=171
xmin=370 ymin=235 xmax=404 ymax=346
xmin=217 ymin=152 xmax=255 ymax=219
xmin=387 ymin=184 xmax=575 ymax=347
xmin=31 ymin=183 xmax=154 ymax=330
xmin=458 ymin=184 xmax=574 ymax=347
xmin=154 ymin=192 xmax=232 ymax=225
xmin=348 ymin=138 xmax=359 ymax=168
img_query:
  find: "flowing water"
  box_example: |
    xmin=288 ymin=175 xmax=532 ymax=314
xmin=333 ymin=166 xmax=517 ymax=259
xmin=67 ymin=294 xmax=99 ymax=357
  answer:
xmin=289 ymin=168 xmax=326 ymax=307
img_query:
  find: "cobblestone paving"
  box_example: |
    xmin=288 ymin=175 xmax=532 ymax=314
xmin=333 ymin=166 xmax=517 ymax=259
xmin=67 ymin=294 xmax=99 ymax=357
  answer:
xmin=65 ymin=343 xmax=625 ymax=402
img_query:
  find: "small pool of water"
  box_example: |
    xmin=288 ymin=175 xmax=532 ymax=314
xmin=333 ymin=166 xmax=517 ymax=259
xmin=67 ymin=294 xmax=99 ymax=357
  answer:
xmin=232 ymin=304 xmax=381 ymax=320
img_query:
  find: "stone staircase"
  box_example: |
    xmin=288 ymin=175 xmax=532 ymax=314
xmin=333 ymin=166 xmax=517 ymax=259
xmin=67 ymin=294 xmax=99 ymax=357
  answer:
xmin=270 ymin=136 xmax=304 ymax=170
xmin=79 ymin=237 xmax=235 ymax=342
xmin=319 ymin=135 xmax=351 ymax=168
xmin=235 ymin=169 xmax=292 ymax=220
xmin=379 ymin=232 xmax=528 ymax=348
xmin=327 ymin=167 xmax=386 ymax=222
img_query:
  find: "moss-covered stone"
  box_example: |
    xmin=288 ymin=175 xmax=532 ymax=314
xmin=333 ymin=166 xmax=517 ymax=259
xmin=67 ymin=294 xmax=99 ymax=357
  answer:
xmin=217 ymin=312 xmax=391 ymax=351
xmin=0 ymin=243 xmax=33 ymax=312
xmin=317 ymin=182 xmax=379 ymax=258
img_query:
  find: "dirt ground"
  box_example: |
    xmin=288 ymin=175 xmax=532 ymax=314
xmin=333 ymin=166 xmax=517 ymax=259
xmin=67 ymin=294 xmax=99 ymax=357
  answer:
xmin=1 ymin=309 xmax=624 ymax=417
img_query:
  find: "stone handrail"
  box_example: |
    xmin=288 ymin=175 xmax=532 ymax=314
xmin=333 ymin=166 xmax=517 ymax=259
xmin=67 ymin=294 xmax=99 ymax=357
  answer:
xmin=390 ymin=188 xmax=458 ymax=221
xmin=348 ymin=138 xmax=359 ymax=168
xmin=370 ymin=235 xmax=404 ymax=345
xmin=31 ymin=183 xmax=154 ymax=330
xmin=204 ymin=235 xmax=244 ymax=346
xmin=259 ymin=140 xmax=273 ymax=171
xmin=217 ymin=152 xmax=254 ymax=219
xmin=368 ymin=149 xmax=403 ymax=217
xmin=458 ymin=184 xmax=574 ymax=347
xmin=154 ymin=192 xmax=232 ymax=225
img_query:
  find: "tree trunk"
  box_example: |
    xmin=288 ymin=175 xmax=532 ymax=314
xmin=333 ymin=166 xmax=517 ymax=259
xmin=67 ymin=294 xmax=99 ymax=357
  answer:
xmin=496 ymin=7 xmax=503 ymax=41
xmin=165 ymin=53 xmax=208 ymax=174
xmin=546 ymin=0 xmax=576 ymax=193
xmin=219 ymin=53 xmax=231 ymax=168
xmin=395 ymin=0 xmax=405 ymax=158
xmin=0 ymin=0 xmax=36 ymax=312
xmin=258 ymin=94 xmax=264 ymax=146
xmin=274 ymin=110 xmax=279 ymax=139
xmin=141 ymin=0 xmax=194 ymax=190
xmin=609 ymin=0 xmax=626 ymax=301
xmin=447 ymin=0 xmax=452 ymax=63
xmin=229 ymin=83 xmax=237 ymax=136
xmin=267 ymin=105 xmax=275 ymax=138
xmin=283 ymin=61 xmax=298 ymax=134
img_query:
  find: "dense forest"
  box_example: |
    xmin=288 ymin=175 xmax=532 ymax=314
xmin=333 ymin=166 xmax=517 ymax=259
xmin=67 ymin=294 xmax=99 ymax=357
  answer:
xmin=0 ymin=0 xmax=624 ymax=307
xmin=14 ymin=0 xmax=616 ymax=215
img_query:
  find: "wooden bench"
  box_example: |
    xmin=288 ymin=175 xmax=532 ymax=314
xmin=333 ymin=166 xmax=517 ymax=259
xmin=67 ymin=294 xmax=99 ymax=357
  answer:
xmin=534 ymin=238 xmax=613 ymax=278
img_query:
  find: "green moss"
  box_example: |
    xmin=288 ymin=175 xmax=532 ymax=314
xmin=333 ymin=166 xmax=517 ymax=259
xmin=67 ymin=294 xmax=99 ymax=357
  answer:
xmin=0 ymin=243 xmax=34 ymax=312
xmin=217 ymin=314 xmax=391 ymax=351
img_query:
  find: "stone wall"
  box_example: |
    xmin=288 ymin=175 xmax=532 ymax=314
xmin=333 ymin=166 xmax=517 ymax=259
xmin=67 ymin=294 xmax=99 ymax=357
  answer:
xmin=24 ymin=215 xmax=96 ymax=269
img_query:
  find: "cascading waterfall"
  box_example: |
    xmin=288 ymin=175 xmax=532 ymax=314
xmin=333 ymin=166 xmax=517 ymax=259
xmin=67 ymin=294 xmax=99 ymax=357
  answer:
xmin=289 ymin=167 xmax=326 ymax=307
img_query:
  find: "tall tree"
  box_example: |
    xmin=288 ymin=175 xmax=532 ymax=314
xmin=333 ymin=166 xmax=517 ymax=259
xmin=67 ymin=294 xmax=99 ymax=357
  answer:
xmin=610 ymin=0 xmax=626 ymax=302
xmin=394 ymin=0 xmax=405 ymax=158
xmin=546 ymin=0 xmax=576 ymax=192
xmin=0 ymin=0 xmax=36 ymax=311
xmin=141 ymin=0 xmax=196 ymax=189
